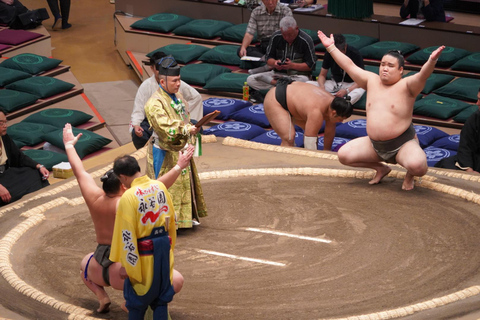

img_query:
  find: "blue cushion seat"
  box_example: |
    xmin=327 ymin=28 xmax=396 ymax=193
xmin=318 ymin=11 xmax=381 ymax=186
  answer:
xmin=251 ymin=129 xmax=304 ymax=147
xmin=202 ymin=97 xmax=251 ymax=121
xmin=203 ymin=122 xmax=265 ymax=140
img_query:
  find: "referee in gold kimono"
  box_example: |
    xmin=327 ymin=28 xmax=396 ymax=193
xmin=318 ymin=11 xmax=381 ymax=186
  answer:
xmin=144 ymin=56 xmax=207 ymax=228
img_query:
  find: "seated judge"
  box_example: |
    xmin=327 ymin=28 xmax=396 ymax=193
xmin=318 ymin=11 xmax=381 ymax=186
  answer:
xmin=400 ymin=0 xmax=446 ymax=22
xmin=0 ymin=108 xmax=50 ymax=206
xmin=246 ymin=16 xmax=316 ymax=94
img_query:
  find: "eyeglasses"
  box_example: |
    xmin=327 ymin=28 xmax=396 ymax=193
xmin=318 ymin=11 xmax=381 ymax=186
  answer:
xmin=0 ymin=121 xmax=7 ymax=127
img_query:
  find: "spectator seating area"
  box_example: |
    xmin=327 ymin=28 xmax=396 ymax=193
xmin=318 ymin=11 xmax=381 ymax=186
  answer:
xmin=116 ymin=11 xmax=479 ymax=167
xmin=0 ymin=25 xmax=52 ymax=58
xmin=117 ymin=12 xmax=480 ymax=132
xmin=0 ymin=51 xmax=119 ymax=170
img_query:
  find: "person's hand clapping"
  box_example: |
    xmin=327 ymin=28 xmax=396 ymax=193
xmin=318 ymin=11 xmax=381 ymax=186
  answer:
xmin=177 ymin=145 xmax=195 ymax=170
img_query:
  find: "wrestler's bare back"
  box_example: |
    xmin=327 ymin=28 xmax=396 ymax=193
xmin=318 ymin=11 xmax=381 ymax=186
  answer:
xmin=287 ymin=82 xmax=334 ymax=123
xmin=84 ymin=192 xmax=118 ymax=245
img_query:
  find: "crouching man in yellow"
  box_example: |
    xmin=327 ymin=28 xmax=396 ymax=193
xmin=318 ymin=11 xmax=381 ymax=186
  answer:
xmin=109 ymin=155 xmax=184 ymax=320
xmin=144 ymin=55 xmax=207 ymax=228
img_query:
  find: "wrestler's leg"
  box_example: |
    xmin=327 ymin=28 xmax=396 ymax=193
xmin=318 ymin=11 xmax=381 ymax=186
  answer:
xmin=80 ymin=254 xmax=111 ymax=313
xmin=173 ymin=269 xmax=184 ymax=293
xmin=106 ymin=261 xmax=128 ymax=312
xmin=395 ymin=140 xmax=428 ymax=191
xmin=338 ymin=137 xmax=392 ymax=184
xmin=263 ymin=89 xmax=295 ymax=147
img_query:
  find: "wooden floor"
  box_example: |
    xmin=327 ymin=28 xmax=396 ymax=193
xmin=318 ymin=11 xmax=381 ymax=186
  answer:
xmin=21 ymin=0 xmax=479 ymax=85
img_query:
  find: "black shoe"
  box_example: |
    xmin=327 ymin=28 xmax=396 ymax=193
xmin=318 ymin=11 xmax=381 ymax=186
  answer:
xmin=62 ymin=23 xmax=72 ymax=29
xmin=52 ymin=16 xmax=61 ymax=29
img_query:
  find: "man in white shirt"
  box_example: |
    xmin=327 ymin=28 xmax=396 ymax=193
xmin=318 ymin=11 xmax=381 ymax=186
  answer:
xmin=129 ymin=52 xmax=203 ymax=149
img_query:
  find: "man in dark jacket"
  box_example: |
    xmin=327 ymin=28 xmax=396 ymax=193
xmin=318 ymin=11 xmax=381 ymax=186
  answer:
xmin=400 ymin=0 xmax=446 ymax=22
xmin=0 ymin=108 xmax=50 ymax=205
xmin=435 ymin=87 xmax=480 ymax=173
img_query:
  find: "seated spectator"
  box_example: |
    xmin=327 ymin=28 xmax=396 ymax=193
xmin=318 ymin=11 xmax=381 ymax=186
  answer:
xmin=247 ymin=16 xmax=316 ymax=101
xmin=400 ymin=0 xmax=446 ymax=22
xmin=238 ymin=0 xmax=292 ymax=59
xmin=435 ymin=87 xmax=480 ymax=173
xmin=130 ymin=51 xmax=203 ymax=150
xmin=0 ymin=108 xmax=50 ymax=206
xmin=307 ymin=33 xmax=365 ymax=105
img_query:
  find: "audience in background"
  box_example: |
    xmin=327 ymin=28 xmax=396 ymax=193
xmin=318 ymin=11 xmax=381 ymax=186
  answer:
xmin=400 ymin=0 xmax=446 ymax=22
xmin=435 ymin=88 xmax=480 ymax=173
xmin=238 ymin=0 xmax=292 ymax=58
xmin=46 ymin=0 xmax=71 ymax=29
xmin=247 ymin=16 xmax=316 ymax=101
xmin=0 ymin=108 xmax=49 ymax=206
xmin=308 ymin=33 xmax=365 ymax=105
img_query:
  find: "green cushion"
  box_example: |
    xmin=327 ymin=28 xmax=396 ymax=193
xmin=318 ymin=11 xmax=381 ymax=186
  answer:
xmin=413 ymin=94 xmax=471 ymax=120
xmin=172 ymin=19 xmax=234 ymax=39
xmin=0 ymin=53 xmax=62 ymax=75
xmin=5 ymin=76 xmax=75 ymax=99
xmin=316 ymin=34 xmax=378 ymax=51
xmin=198 ymin=45 xmax=242 ymax=66
xmin=22 ymin=108 xmax=93 ymax=128
xmin=300 ymin=28 xmax=319 ymax=43
xmin=404 ymin=71 xmax=455 ymax=94
xmin=406 ymin=46 xmax=470 ymax=68
xmin=146 ymin=44 xmax=210 ymax=64
xmin=0 ymin=67 xmax=31 ymax=86
xmin=353 ymin=91 xmax=367 ymax=110
xmin=450 ymin=53 xmax=480 ymax=73
xmin=365 ymin=65 xmax=379 ymax=74
xmin=359 ymin=41 xmax=419 ymax=60
xmin=433 ymin=77 xmax=480 ymax=102
xmin=130 ymin=13 xmax=192 ymax=33
xmin=22 ymin=149 xmax=68 ymax=171
xmin=180 ymin=63 xmax=231 ymax=86
xmin=312 ymin=61 xmax=332 ymax=80
xmin=453 ymin=104 xmax=478 ymax=123
xmin=7 ymin=122 xmax=58 ymax=146
xmin=13 ymin=139 xmax=26 ymax=149
xmin=0 ymin=89 xmax=38 ymax=113
xmin=204 ymin=73 xmax=249 ymax=93
xmin=220 ymin=23 xmax=256 ymax=43
xmin=42 ymin=128 xmax=112 ymax=159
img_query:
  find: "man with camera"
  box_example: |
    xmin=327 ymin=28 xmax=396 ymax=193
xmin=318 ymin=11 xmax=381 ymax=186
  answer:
xmin=308 ymin=33 xmax=365 ymax=104
xmin=246 ymin=16 xmax=316 ymax=101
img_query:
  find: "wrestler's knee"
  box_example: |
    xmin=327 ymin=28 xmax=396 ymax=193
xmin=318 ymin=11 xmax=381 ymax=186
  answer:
xmin=80 ymin=252 xmax=94 ymax=270
xmin=405 ymin=159 xmax=428 ymax=176
xmin=173 ymin=269 xmax=184 ymax=293
xmin=337 ymin=146 xmax=351 ymax=165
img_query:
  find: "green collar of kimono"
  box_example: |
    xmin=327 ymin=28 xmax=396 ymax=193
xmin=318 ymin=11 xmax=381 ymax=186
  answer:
xmin=160 ymin=85 xmax=187 ymax=117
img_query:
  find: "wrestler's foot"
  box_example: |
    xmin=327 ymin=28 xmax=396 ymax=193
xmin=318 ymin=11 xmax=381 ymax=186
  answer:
xmin=369 ymin=166 xmax=392 ymax=185
xmin=402 ymin=173 xmax=415 ymax=191
xmin=97 ymin=298 xmax=111 ymax=313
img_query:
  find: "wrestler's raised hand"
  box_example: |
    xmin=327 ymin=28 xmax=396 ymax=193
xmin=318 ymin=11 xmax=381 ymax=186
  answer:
xmin=318 ymin=31 xmax=334 ymax=48
xmin=177 ymin=144 xmax=195 ymax=169
xmin=63 ymin=123 xmax=82 ymax=149
xmin=430 ymin=45 xmax=445 ymax=62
